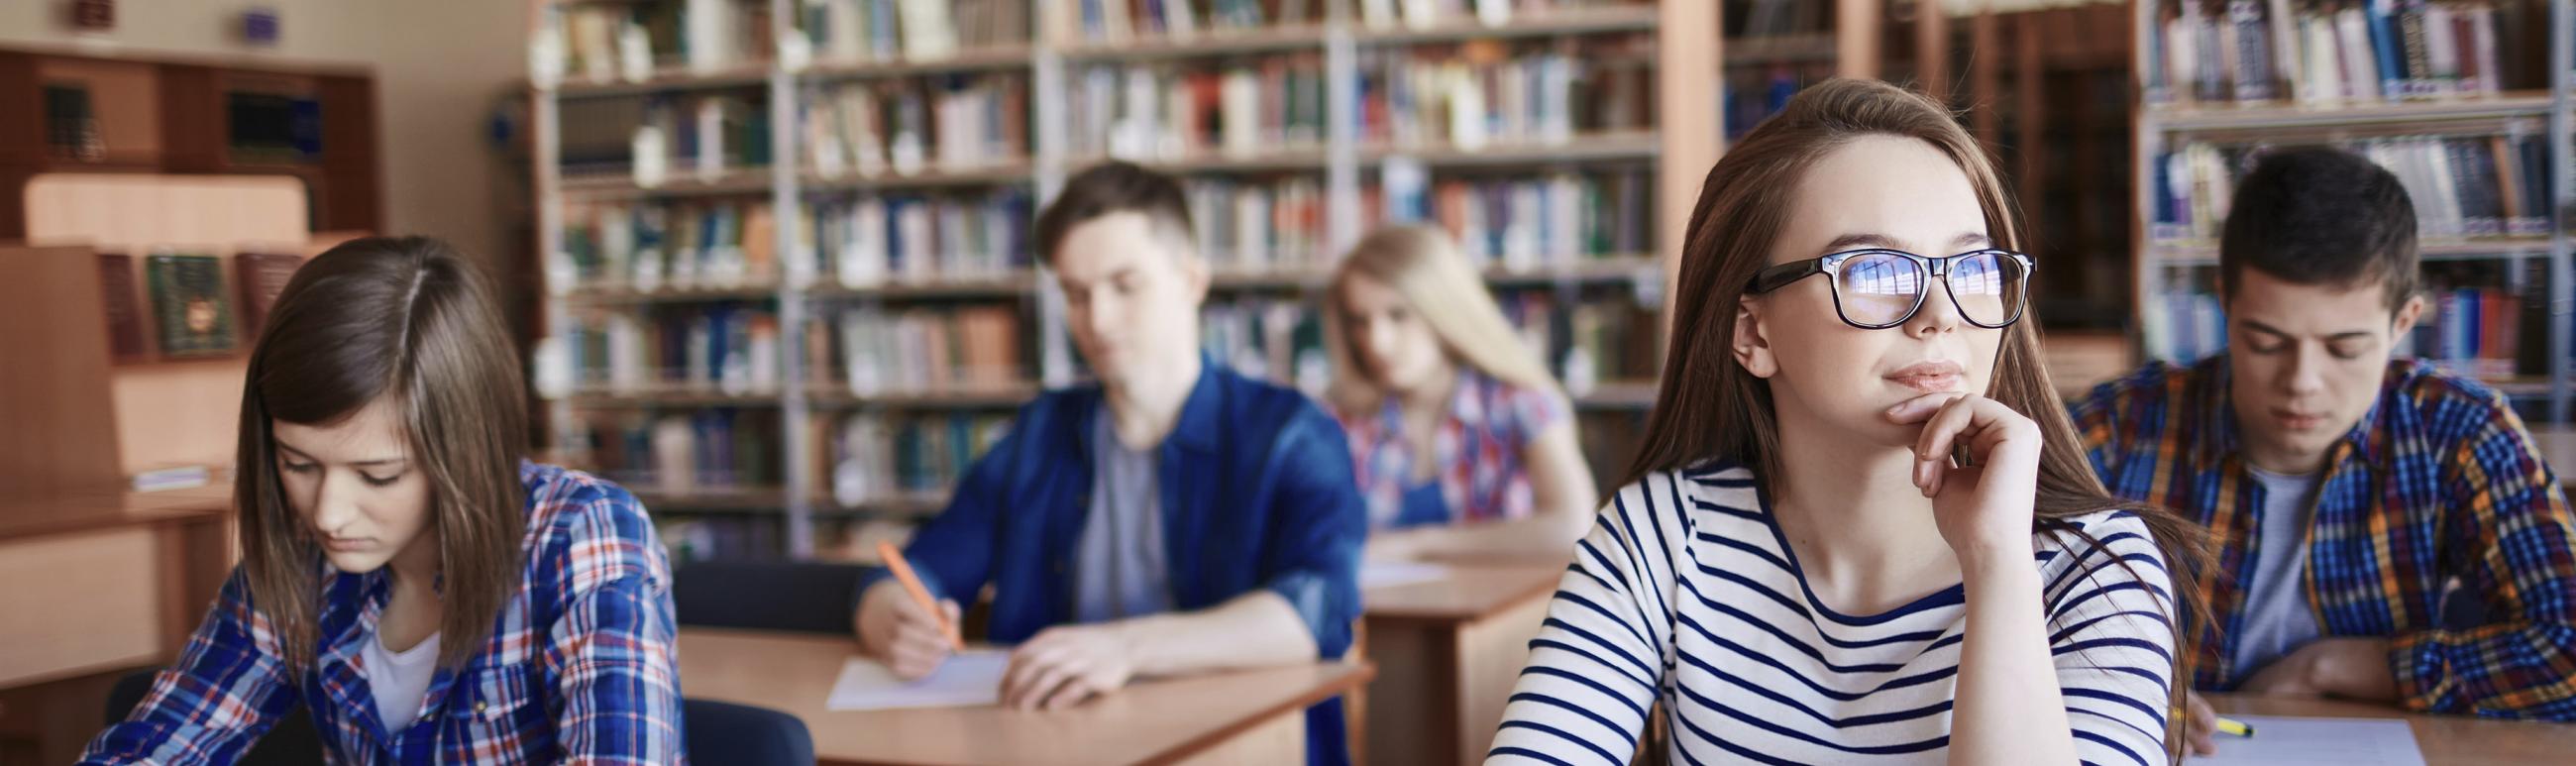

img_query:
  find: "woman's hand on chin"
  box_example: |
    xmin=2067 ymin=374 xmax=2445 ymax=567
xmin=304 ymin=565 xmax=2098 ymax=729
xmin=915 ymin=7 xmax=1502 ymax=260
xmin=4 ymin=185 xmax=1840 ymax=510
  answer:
xmin=1884 ymin=392 xmax=2042 ymax=567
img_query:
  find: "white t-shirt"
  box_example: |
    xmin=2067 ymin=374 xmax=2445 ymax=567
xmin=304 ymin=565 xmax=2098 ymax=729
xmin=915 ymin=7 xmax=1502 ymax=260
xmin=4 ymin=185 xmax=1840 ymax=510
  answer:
xmin=364 ymin=630 xmax=443 ymax=732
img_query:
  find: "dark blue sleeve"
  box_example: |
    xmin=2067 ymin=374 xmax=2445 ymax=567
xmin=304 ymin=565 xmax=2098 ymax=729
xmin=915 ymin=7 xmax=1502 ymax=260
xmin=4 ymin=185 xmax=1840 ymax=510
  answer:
xmin=855 ymin=412 xmax=1028 ymax=607
xmin=1258 ymin=405 xmax=1369 ymax=658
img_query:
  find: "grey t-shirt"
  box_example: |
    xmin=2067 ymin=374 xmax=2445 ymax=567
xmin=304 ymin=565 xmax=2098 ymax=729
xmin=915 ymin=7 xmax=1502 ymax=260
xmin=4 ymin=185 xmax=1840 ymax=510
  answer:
xmin=2229 ymin=465 xmax=2327 ymax=676
xmin=1073 ymin=407 xmax=1176 ymax=624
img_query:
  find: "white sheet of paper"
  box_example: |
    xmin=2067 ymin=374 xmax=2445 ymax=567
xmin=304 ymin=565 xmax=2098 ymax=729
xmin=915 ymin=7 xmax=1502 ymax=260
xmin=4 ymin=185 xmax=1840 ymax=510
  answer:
xmin=2183 ymin=714 xmax=2426 ymax=766
xmin=825 ymin=650 xmax=1010 ymax=711
xmin=1361 ymin=561 xmax=1452 ymax=590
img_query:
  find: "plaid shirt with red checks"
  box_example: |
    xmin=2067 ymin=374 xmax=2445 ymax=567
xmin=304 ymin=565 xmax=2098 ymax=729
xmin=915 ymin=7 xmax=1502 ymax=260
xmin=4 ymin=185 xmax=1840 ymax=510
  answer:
xmin=82 ymin=461 xmax=685 ymax=764
xmin=2074 ymin=356 xmax=2576 ymax=720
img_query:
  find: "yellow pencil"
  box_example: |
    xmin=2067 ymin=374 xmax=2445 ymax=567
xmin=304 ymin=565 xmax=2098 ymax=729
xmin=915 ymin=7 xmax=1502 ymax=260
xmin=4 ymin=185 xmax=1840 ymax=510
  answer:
xmin=2213 ymin=716 xmax=2255 ymax=737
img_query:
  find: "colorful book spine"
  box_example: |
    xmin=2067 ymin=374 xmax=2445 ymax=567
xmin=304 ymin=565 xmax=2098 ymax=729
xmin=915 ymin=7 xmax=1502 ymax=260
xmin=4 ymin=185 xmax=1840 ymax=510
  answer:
xmin=2150 ymin=134 xmax=2548 ymax=243
xmin=2144 ymin=0 xmax=2505 ymax=106
xmin=1067 ymin=54 xmax=1329 ymax=160
xmin=145 ymin=254 xmax=237 ymax=358
xmin=1355 ymin=33 xmax=1652 ymax=150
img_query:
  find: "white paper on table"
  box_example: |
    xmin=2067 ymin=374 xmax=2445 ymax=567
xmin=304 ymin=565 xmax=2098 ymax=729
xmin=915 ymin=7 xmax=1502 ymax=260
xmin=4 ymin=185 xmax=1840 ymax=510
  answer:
xmin=1360 ymin=561 xmax=1452 ymax=590
xmin=826 ymin=650 xmax=1011 ymax=711
xmin=2183 ymin=714 xmax=2426 ymax=766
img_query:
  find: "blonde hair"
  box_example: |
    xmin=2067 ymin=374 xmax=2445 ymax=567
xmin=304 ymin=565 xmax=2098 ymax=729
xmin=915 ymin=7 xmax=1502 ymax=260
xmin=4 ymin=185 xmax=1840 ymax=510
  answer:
xmin=1325 ymin=225 xmax=1562 ymax=416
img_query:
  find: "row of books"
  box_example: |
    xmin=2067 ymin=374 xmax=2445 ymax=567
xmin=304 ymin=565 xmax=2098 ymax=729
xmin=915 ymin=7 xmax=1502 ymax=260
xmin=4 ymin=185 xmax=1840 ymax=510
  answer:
xmin=563 ymin=303 xmax=784 ymax=394
xmin=45 ymin=83 xmax=105 ymax=162
xmin=1353 ymin=0 xmax=1648 ymax=30
xmin=1188 ymin=176 xmax=1331 ymax=272
xmin=825 ymin=305 xmax=1030 ymax=395
xmin=1726 ymin=0 xmax=1829 ymax=39
xmin=825 ymin=412 xmax=1014 ymax=504
xmin=1723 ymin=64 xmax=1830 ymax=141
xmin=1354 ymin=36 xmax=1654 ymax=150
xmin=1203 ymin=297 xmax=1332 ymax=398
xmin=2145 ymin=0 xmax=2512 ymax=105
xmin=2415 ymin=284 xmax=2532 ymax=380
xmin=94 ymin=252 xmax=302 ymax=362
xmin=800 ymin=0 xmax=1030 ymax=63
xmin=559 ymin=200 xmax=782 ymax=291
xmin=629 ymin=94 xmax=777 ymax=185
xmin=1066 ymin=55 xmax=1330 ymax=161
xmin=2146 ymin=261 xmax=2544 ymax=379
xmin=1369 ymin=165 xmax=1654 ymax=270
xmin=809 ymin=190 xmax=1036 ymax=286
xmin=544 ymin=0 xmax=776 ymax=84
xmin=1198 ymin=289 xmax=1657 ymax=401
xmin=578 ymin=407 xmax=786 ymax=496
xmin=658 ymin=517 xmax=790 ymax=563
xmin=1498 ymin=289 xmax=1660 ymax=393
xmin=2149 ymin=133 xmax=2551 ymax=243
xmin=803 ymin=73 xmax=1030 ymax=178
xmin=1066 ymin=0 xmax=1326 ymax=42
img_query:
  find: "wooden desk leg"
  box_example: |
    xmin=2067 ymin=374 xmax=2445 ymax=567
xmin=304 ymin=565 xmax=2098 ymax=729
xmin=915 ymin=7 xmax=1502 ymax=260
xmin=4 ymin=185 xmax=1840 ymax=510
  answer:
xmin=1170 ymin=706 xmax=1305 ymax=766
xmin=1453 ymin=597 xmax=1550 ymax=765
xmin=1363 ymin=620 xmax=1460 ymax=766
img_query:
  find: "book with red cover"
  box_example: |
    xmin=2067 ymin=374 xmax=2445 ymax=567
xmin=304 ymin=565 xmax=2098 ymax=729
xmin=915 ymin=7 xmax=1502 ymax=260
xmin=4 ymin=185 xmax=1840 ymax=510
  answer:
xmin=96 ymin=253 xmax=147 ymax=361
xmin=235 ymin=252 xmax=304 ymax=337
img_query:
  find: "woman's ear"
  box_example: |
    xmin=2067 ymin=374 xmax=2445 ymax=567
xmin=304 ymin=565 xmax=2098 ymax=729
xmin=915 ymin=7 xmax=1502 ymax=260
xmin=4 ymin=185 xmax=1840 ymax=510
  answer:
xmin=1733 ymin=303 xmax=1777 ymax=379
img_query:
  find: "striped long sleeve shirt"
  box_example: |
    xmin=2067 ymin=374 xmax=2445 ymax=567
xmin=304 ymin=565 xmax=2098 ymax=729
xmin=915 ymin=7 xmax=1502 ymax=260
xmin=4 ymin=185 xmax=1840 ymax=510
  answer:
xmin=1487 ymin=463 xmax=2179 ymax=765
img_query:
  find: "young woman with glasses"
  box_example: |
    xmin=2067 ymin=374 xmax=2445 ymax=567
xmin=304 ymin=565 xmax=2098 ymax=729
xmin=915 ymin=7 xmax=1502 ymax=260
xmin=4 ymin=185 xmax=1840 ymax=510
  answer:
xmin=1485 ymin=79 xmax=2209 ymax=764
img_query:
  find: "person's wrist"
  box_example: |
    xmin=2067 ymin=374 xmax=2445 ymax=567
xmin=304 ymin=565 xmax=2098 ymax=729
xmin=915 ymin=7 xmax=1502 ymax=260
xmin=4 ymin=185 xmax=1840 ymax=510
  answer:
xmin=2313 ymin=638 xmax=2399 ymax=700
xmin=1108 ymin=616 xmax=1153 ymax=675
xmin=1953 ymin=534 xmax=2036 ymax=577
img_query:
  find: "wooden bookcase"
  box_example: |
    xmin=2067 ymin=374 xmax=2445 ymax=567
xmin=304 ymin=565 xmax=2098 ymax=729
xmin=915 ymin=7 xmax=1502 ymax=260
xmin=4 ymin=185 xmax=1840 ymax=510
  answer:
xmin=0 ymin=47 xmax=383 ymax=241
xmin=524 ymin=0 xmax=1732 ymax=560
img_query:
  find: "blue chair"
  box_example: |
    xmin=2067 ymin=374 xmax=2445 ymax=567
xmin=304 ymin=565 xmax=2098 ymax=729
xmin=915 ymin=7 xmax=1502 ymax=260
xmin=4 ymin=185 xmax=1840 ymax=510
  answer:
xmin=106 ymin=668 xmax=810 ymax=765
xmin=683 ymin=699 xmax=812 ymax=765
xmin=672 ymin=560 xmax=873 ymax=635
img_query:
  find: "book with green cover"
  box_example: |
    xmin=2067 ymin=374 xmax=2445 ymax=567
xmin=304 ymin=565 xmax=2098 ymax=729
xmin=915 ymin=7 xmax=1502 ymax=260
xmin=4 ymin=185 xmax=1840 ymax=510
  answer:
xmin=146 ymin=254 xmax=237 ymax=357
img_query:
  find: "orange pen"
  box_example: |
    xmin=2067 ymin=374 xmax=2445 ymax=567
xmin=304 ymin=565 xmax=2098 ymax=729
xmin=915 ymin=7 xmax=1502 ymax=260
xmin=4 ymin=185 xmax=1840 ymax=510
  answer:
xmin=878 ymin=540 xmax=963 ymax=650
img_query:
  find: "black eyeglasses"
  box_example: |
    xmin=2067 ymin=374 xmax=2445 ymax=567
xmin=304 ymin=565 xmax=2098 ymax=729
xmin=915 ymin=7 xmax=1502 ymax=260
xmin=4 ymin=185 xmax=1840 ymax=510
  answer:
xmin=1746 ymin=248 xmax=2034 ymax=330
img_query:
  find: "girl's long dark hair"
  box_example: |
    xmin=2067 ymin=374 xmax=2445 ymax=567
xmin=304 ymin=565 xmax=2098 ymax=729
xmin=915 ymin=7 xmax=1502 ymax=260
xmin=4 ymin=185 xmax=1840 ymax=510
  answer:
xmin=235 ymin=236 xmax=528 ymax=671
xmin=1623 ymin=78 xmax=2212 ymax=761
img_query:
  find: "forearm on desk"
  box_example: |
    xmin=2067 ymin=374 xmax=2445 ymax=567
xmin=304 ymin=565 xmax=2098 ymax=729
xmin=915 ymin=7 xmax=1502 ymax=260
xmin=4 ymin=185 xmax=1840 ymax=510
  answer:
xmin=1114 ymin=591 xmax=1320 ymax=677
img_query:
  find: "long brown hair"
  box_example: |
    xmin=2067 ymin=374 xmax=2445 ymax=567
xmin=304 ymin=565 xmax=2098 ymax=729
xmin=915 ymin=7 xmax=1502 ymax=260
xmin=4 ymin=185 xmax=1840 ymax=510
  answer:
xmin=235 ymin=236 xmax=529 ymax=671
xmin=1324 ymin=225 xmax=1563 ymax=416
xmin=1628 ymin=78 xmax=2211 ymax=759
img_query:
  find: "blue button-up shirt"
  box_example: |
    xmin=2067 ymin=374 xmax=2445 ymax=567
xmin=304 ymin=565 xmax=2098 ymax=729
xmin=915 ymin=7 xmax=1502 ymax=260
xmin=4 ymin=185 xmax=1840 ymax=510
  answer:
xmin=865 ymin=357 xmax=1367 ymax=762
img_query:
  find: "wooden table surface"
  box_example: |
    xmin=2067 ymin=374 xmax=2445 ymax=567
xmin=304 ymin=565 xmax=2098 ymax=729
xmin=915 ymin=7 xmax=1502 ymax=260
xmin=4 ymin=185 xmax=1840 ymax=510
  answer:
xmin=2535 ymin=425 xmax=2576 ymax=487
xmin=1357 ymin=561 xmax=1564 ymax=766
xmin=2203 ymin=694 xmax=2576 ymax=766
xmin=0 ymin=484 xmax=228 ymax=542
xmin=677 ymin=628 xmax=1374 ymax=766
xmin=1361 ymin=562 xmax=1565 ymax=622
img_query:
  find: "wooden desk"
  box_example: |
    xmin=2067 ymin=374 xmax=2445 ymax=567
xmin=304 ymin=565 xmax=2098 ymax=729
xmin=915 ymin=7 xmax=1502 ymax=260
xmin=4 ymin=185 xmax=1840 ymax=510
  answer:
xmin=0 ymin=485 xmax=232 ymax=763
xmin=677 ymin=628 xmax=1374 ymax=766
xmin=2204 ymin=694 xmax=2576 ymax=766
xmin=2534 ymin=425 xmax=2576 ymax=489
xmin=0 ymin=485 xmax=232 ymax=689
xmin=1358 ymin=562 xmax=1563 ymax=766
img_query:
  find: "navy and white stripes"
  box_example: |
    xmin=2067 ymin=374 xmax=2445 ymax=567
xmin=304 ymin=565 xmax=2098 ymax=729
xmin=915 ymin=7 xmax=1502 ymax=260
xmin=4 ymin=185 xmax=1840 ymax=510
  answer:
xmin=1488 ymin=463 xmax=2177 ymax=765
